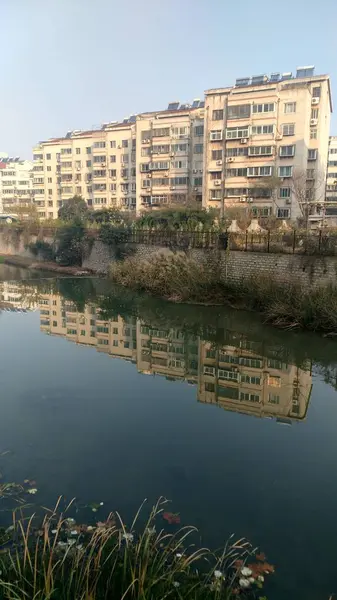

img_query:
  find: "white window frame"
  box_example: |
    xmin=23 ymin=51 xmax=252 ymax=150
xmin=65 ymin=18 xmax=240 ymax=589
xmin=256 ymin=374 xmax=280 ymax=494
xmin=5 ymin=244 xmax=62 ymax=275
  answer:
xmin=282 ymin=123 xmax=295 ymax=136
xmin=278 ymin=166 xmax=293 ymax=178
xmin=252 ymin=103 xmax=275 ymax=114
xmin=279 ymin=187 xmax=291 ymax=198
xmin=248 ymin=145 xmax=273 ymax=156
xmin=210 ymin=130 xmax=223 ymax=141
xmin=250 ymin=125 xmax=274 ymax=135
xmin=308 ymin=149 xmax=317 ymax=160
xmin=284 ymin=102 xmax=296 ymax=114
xmin=226 ymin=126 xmax=249 ymax=140
xmin=247 ymin=166 xmax=273 ymax=177
xmin=279 ymin=145 xmax=295 ymax=157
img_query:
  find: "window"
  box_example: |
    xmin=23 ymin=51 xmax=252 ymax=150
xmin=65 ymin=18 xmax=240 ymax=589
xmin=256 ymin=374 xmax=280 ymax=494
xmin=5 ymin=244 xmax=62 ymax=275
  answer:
xmin=312 ymin=86 xmax=321 ymax=98
xmin=121 ymin=168 xmax=129 ymax=177
xmin=61 ymin=148 xmax=72 ymax=155
xmin=310 ymin=129 xmax=317 ymax=140
xmin=194 ymin=143 xmax=203 ymax=154
xmin=87 ymin=186 xmax=92 ymax=193
xmin=98 ymin=339 xmax=109 ymax=346
xmin=46 ymin=153 xmax=51 ymax=160
xmin=268 ymin=393 xmax=280 ymax=404
xmin=48 ymin=189 xmax=53 ymax=195
xmin=86 ymin=147 xmax=91 ymax=154
xmin=210 ymin=130 xmax=223 ymax=141
xmin=228 ymin=104 xmax=251 ymax=119
xmin=277 ymin=208 xmax=290 ymax=218
xmin=110 ymin=155 xmax=116 ymax=163
xmin=278 ymin=166 xmax=293 ymax=177
xmin=47 ymin=166 xmax=51 ymax=171
xmin=93 ymin=155 xmax=106 ymax=164
xmin=121 ymin=154 xmax=129 ymax=163
xmin=110 ymin=183 xmax=117 ymax=191
xmin=226 ymin=168 xmax=247 ymax=177
xmin=248 ymin=146 xmax=273 ymax=156
xmin=170 ymin=177 xmax=188 ymax=185
xmin=194 ymin=177 xmax=202 ymax=186
xmin=76 ymin=148 xmax=81 ymax=155
xmin=240 ymin=392 xmax=260 ymax=403
xmin=284 ymin=102 xmax=296 ymax=114
xmin=328 ymin=161 xmax=337 ymax=167
xmin=212 ymin=150 xmax=222 ymax=160
xmin=226 ymin=126 xmax=249 ymax=139
xmin=251 ymin=124 xmax=274 ymax=135
xmin=308 ymin=149 xmax=317 ymax=160
xmin=151 ymin=177 xmax=168 ymax=186
xmin=120 ymin=139 xmax=128 ymax=148
xmin=311 ymin=108 xmax=319 ymax=119
xmin=247 ymin=166 xmax=273 ymax=177
xmin=307 ymin=168 xmax=315 ymax=179
xmin=93 ymin=170 xmax=106 ymax=177
xmin=140 ymin=163 xmax=150 ymax=172
xmin=171 ymin=143 xmax=188 ymax=152
xmin=279 ymin=187 xmax=291 ymax=198
xmin=93 ymin=141 xmax=106 ymax=148
xmin=227 ymin=147 xmax=249 ymax=157
xmin=252 ymin=103 xmax=275 ymax=114
xmin=93 ymin=197 xmax=107 ymax=205
xmin=131 ymin=167 xmax=136 ymax=176
xmin=152 ymin=144 xmax=170 ymax=154
xmin=110 ymin=141 xmax=116 ymax=148
xmin=172 ymin=126 xmax=188 ymax=136
xmin=209 ymin=189 xmax=222 ymax=199
xmin=86 ymin=160 xmax=91 ymax=167
xmin=195 ymin=125 xmax=204 ymax=136
xmin=241 ymin=374 xmax=261 ymax=385
xmin=282 ymin=123 xmax=295 ymax=136
xmin=268 ymin=375 xmax=281 ymax=387
xmin=204 ymin=366 xmax=215 ymax=376
xmin=142 ymin=179 xmax=151 ymax=188
xmin=219 ymin=369 xmax=239 ymax=381
xmin=48 ymin=177 xmax=52 ymax=183
xmin=151 ymin=160 xmax=169 ymax=170
xmin=205 ymin=382 xmax=215 ymax=392
xmin=153 ymin=127 xmax=170 ymax=137
xmin=279 ymin=145 xmax=295 ymax=157
xmin=210 ymin=172 xmax=221 ymax=180
xmin=76 ymin=186 xmax=82 ymax=194
xmin=212 ymin=109 xmax=224 ymax=120
xmin=171 ymin=160 xmax=188 ymax=169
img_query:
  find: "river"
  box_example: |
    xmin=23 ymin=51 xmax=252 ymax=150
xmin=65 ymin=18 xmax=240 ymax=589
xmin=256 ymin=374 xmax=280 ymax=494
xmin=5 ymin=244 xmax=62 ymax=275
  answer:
xmin=0 ymin=264 xmax=337 ymax=599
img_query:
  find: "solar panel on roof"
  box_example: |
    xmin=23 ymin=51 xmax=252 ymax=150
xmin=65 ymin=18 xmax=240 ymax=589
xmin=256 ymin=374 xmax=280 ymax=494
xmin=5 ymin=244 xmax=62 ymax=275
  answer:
xmin=167 ymin=102 xmax=180 ymax=110
xmin=180 ymin=104 xmax=188 ymax=110
xmin=192 ymin=99 xmax=200 ymax=108
xmin=296 ymin=66 xmax=315 ymax=78
xmin=281 ymin=72 xmax=292 ymax=80
xmin=123 ymin=118 xmax=129 ymax=124
xmin=251 ymin=75 xmax=266 ymax=85
xmin=199 ymin=101 xmax=205 ymax=108
xmin=270 ymin=72 xmax=281 ymax=82
xmin=129 ymin=115 xmax=136 ymax=123
xmin=235 ymin=77 xmax=250 ymax=87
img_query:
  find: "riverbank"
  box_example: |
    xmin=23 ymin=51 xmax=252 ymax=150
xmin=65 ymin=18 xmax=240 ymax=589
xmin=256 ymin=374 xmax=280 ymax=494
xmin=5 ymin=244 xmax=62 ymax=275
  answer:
xmin=110 ymin=254 xmax=337 ymax=332
xmin=0 ymin=254 xmax=93 ymax=276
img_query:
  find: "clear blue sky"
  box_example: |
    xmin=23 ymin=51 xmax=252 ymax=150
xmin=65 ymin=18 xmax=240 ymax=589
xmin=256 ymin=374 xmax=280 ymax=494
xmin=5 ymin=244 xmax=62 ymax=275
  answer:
xmin=2 ymin=0 xmax=337 ymax=158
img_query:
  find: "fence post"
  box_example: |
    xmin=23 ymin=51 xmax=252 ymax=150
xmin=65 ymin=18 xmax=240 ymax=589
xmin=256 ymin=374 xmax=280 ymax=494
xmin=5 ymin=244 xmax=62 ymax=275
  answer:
xmin=292 ymin=230 xmax=296 ymax=254
xmin=318 ymin=229 xmax=322 ymax=254
xmin=267 ymin=230 xmax=270 ymax=253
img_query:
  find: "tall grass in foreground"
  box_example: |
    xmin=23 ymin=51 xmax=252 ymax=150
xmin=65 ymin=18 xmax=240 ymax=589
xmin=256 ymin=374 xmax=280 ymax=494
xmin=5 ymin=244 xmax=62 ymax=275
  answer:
xmin=110 ymin=254 xmax=337 ymax=331
xmin=0 ymin=498 xmax=270 ymax=599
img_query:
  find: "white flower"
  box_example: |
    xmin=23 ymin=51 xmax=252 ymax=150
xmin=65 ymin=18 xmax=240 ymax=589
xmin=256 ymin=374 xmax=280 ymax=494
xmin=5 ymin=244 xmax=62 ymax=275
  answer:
xmin=100 ymin=502 xmax=104 ymax=506
xmin=241 ymin=567 xmax=252 ymax=576
xmin=214 ymin=570 xmax=223 ymax=579
xmin=70 ymin=530 xmax=78 ymax=536
xmin=173 ymin=581 xmax=180 ymax=588
xmin=92 ymin=508 xmax=97 ymax=513
xmin=258 ymin=575 xmax=264 ymax=583
xmin=27 ymin=488 xmax=38 ymax=495
xmin=146 ymin=526 xmax=156 ymax=535
xmin=65 ymin=518 xmax=75 ymax=525
xmin=57 ymin=541 xmax=67 ymax=548
xmin=176 ymin=553 xmax=183 ymax=558
xmin=51 ymin=529 xmax=58 ymax=534
xmin=249 ymin=577 xmax=255 ymax=583
xmin=122 ymin=532 xmax=134 ymax=543
xmin=76 ymin=544 xmax=83 ymax=551
xmin=239 ymin=578 xmax=251 ymax=588
xmin=87 ymin=526 xmax=94 ymax=531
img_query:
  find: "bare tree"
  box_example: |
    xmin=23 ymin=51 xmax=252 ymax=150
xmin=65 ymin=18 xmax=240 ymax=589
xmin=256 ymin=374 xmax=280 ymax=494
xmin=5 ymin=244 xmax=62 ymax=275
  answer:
xmin=290 ymin=167 xmax=326 ymax=230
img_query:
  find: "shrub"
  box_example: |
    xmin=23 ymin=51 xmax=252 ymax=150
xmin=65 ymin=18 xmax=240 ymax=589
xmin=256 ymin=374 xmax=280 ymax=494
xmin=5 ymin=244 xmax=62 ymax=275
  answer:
xmin=137 ymin=208 xmax=216 ymax=231
xmin=27 ymin=240 xmax=56 ymax=261
xmin=0 ymin=498 xmax=270 ymax=600
xmin=58 ymin=196 xmax=89 ymax=222
xmin=55 ymin=222 xmax=87 ymax=266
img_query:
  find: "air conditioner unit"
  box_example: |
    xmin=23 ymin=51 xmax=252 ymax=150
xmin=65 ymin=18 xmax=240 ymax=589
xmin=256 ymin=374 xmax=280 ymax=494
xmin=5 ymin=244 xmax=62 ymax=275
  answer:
xmin=276 ymin=134 xmax=283 ymax=140
xmin=226 ymin=157 xmax=235 ymax=163
xmin=171 ymin=186 xmax=176 ymax=190
xmin=310 ymin=118 xmax=318 ymax=126
xmin=247 ymin=197 xmax=254 ymax=203
xmin=117 ymin=145 xmax=121 ymax=149
xmin=240 ymin=196 xmax=247 ymax=202
xmin=194 ymin=187 xmax=198 ymax=191
xmin=193 ymin=169 xmax=198 ymax=173
xmin=148 ymin=173 xmax=152 ymax=178
xmin=216 ymin=160 xmax=223 ymax=166
xmin=312 ymin=98 xmax=319 ymax=105
xmin=240 ymin=138 xmax=248 ymax=144
xmin=286 ymin=198 xmax=292 ymax=205
xmin=214 ymin=180 xmax=221 ymax=186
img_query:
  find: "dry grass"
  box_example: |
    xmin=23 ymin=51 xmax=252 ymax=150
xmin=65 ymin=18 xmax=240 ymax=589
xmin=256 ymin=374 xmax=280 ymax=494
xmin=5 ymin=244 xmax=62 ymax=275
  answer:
xmin=0 ymin=498 xmax=267 ymax=600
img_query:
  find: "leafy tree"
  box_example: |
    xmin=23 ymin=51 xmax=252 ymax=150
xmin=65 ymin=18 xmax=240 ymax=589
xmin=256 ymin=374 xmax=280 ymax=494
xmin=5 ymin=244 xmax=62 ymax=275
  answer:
xmin=58 ymin=196 xmax=89 ymax=222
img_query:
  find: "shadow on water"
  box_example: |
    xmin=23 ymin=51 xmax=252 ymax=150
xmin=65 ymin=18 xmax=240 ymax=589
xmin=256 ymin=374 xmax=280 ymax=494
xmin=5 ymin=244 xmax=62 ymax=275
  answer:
xmin=1 ymin=271 xmax=337 ymax=600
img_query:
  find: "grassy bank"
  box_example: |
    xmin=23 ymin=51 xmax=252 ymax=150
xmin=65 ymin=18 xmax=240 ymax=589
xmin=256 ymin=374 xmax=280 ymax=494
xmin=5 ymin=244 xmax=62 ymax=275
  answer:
xmin=110 ymin=254 xmax=337 ymax=332
xmin=0 ymin=498 xmax=271 ymax=600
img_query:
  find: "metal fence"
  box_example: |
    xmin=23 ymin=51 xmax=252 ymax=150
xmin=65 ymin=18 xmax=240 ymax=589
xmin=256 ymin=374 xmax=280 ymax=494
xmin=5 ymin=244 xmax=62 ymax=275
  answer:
xmin=119 ymin=229 xmax=337 ymax=256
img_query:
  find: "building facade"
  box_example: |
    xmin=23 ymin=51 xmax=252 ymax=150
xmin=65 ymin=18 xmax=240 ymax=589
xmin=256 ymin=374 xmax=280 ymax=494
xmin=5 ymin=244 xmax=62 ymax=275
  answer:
xmin=32 ymin=101 xmax=204 ymax=218
xmin=0 ymin=153 xmax=34 ymax=214
xmin=326 ymin=136 xmax=337 ymax=216
xmin=203 ymin=67 xmax=331 ymax=221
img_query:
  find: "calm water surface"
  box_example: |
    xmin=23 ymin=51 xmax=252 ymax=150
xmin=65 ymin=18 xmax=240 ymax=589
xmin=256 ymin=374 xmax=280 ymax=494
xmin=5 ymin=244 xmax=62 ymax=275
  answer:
xmin=1 ymin=264 xmax=337 ymax=599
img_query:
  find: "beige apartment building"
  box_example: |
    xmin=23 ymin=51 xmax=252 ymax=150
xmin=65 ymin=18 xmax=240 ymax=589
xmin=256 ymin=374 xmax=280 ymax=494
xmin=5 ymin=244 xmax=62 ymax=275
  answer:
xmin=32 ymin=101 xmax=204 ymax=218
xmin=203 ymin=66 xmax=332 ymax=221
xmin=0 ymin=153 xmax=34 ymax=214
xmin=325 ymin=136 xmax=337 ymax=217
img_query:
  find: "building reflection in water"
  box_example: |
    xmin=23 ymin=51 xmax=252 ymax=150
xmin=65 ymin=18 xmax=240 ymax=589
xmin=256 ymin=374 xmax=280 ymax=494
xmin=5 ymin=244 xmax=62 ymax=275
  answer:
xmin=35 ymin=292 xmax=313 ymax=424
xmin=0 ymin=282 xmax=39 ymax=312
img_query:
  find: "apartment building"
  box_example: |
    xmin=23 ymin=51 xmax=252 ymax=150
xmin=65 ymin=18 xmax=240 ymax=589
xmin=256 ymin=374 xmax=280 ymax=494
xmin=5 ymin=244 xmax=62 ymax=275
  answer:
xmin=198 ymin=339 xmax=312 ymax=422
xmin=0 ymin=153 xmax=34 ymax=214
xmin=203 ymin=66 xmax=332 ymax=221
xmin=326 ymin=136 xmax=337 ymax=216
xmin=32 ymin=122 xmax=137 ymax=220
xmin=32 ymin=101 xmax=204 ymax=218
xmin=135 ymin=101 xmax=204 ymax=211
